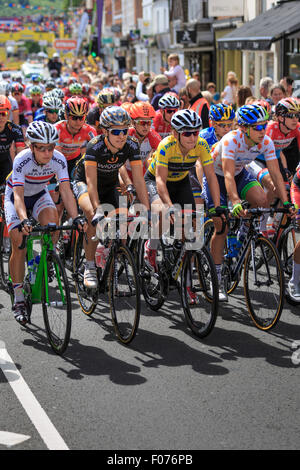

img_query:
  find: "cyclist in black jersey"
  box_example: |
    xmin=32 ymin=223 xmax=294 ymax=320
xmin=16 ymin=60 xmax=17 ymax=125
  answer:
xmin=0 ymin=95 xmax=25 ymax=183
xmin=86 ymin=88 xmax=120 ymax=135
xmin=74 ymin=105 xmax=150 ymax=288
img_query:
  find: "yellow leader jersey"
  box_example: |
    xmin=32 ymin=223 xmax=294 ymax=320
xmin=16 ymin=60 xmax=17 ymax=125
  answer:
xmin=148 ymin=135 xmax=213 ymax=182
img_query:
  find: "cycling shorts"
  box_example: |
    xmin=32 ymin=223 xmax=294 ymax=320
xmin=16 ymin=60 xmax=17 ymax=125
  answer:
xmin=144 ymin=171 xmax=196 ymax=210
xmin=73 ymin=181 xmax=121 ymax=211
xmin=202 ymin=168 xmax=261 ymax=209
xmin=5 ymin=187 xmax=55 ymax=232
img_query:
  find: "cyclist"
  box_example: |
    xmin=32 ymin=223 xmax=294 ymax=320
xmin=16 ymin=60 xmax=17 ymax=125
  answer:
xmin=202 ymin=104 xmax=292 ymax=301
xmin=144 ymin=108 xmax=223 ymax=301
xmin=34 ymin=94 xmax=63 ymax=124
xmin=200 ymin=104 xmax=235 ymax=149
xmin=86 ymin=88 xmax=118 ymax=135
xmin=5 ymin=121 xmax=86 ymax=325
xmin=73 ymin=105 xmax=150 ymax=289
xmin=152 ymin=93 xmax=180 ymax=139
xmin=0 ymin=95 xmax=25 ymax=183
xmin=288 ymin=163 xmax=300 ymax=302
xmin=63 ymin=82 xmax=83 ymax=102
xmin=28 ymin=85 xmax=43 ymax=117
xmin=45 ymin=79 xmax=57 ymax=93
xmin=0 ymin=80 xmax=19 ymax=125
xmin=11 ymin=82 xmax=33 ymax=129
xmin=24 ymin=73 xmax=45 ymax=97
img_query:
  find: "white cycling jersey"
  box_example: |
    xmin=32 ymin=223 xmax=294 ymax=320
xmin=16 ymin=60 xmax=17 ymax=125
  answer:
xmin=211 ymin=129 xmax=277 ymax=176
xmin=7 ymin=148 xmax=70 ymax=197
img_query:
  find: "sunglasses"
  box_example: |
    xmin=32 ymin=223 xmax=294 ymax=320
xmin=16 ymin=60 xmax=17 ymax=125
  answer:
xmin=0 ymin=111 xmax=8 ymax=117
xmin=250 ymin=123 xmax=268 ymax=131
xmin=135 ymin=119 xmax=152 ymax=126
xmin=70 ymin=115 xmax=85 ymax=121
xmin=285 ymin=113 xmax=300 ymax=119
xmin=109 ymin=128 xmax=129 ymax=136
xmin=165 ymin=108 xmax=178 ymax=114
xmin=216 ymin=122 xmax=233 ymax=128
xmin=180 ymin=130 xmax=199 ymax=137
xmin=34 ymin=144 xmax=56 ymax=152
xmin=12 ymin=92 xmax=21 ymax=96
xmin=46 ymin=109 xmax=60 ymax=114
xmin=31 ymin=92 xmax=41 ymax=96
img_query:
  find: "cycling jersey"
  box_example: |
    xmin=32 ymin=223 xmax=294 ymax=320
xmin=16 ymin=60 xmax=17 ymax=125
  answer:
xmin=29 ymin=98 xmax=43 ymax=117
xmin=147 ymin=134 xmax=213 ymax=182
xmin=82 ymin=134 xmax=142 ymax=194
xmin=86 ymin=107 xmax=104 ymax=135
xmin=17 ymin=95 xmax=33 ymax=126
xmin=126 ymin=127 xmax=161 ymax=172
xmin=266 ymin=120 xmax=300 ymax=151
xmin=199 ymin=127 xmax=218 ymax=149
xmin=212 ymin=129 xmax=277 ymax=176
xmin=0 ymin=121 xmax=25 ymax=162
xmin=55 ymin=120 xmax=97 ymax=161
xmin=6 ymin=148 xmax=70 ymax=197
xmin=152 ymin=110 xmax=172 ymax=139
xmin=291 ymin=164 xmax=300 ymax=217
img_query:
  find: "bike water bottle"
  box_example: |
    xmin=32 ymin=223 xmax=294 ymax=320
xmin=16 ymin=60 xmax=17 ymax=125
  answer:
xmin=95 ymin=243 xmax=108 ymax=269
xmin=28 ymin=259 xmax=35 ymax=284
xmin=226 ymin=234 xmax=240 ymax=258
xmin=62 ymin=219 xmax=72 ymax=243
xmin=31 ymin=255 xmax=40 ymax=284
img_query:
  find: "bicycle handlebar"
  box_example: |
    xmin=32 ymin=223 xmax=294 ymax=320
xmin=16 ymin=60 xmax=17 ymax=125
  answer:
xmin=18 ymin=222 xmax=83 ymax=250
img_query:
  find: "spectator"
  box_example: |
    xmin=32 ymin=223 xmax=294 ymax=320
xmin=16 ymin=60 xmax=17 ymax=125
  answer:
xmin=270 ymin=83 xmax=286 ymax=112
xmin=186 ymin=78 xmax=209 ymax=128
xmin=192 ymin=71 xmax=201 ymax=83
xmin=136 ymin=72 xmax=151 ymax=102
xmin=149 ymin=75 xmax=171 ymax=111
xmin=221 ymin=75 xmax=238 ymax=106
xmin=280 ymin=76 xmax=295 ymax=97
xmin=202 ymin=91 xmax=213 ymax=106
xmin=178 ymin=87 xmax=189 ymax=109
xmin=48 ymin=53 xmax=62 ymax=78
xmin=206 ymin=82 xmax=220 ymax=104
xmin=163 ymin=53 xmax=186 ymax=94
xmin=114 ymin=54 xmax=126 ymax=79
xmin=236 ymin=85 xmax=253 ymax=108
xmin=259 ymin=76 xmax=273 ymax=102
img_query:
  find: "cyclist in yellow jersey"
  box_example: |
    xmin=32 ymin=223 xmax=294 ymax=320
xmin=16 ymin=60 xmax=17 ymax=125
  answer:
xmin=144 ymin=109 xmax=224 ymax=298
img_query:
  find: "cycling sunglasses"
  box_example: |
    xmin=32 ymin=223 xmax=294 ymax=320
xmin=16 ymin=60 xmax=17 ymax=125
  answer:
xmin=164 ymin=108 xmax=178 ymax=114
xmin=46 ymin=109 xmax=60 ymax=114
xmin=34 ymin=144 xmax=56 ymax=152
xmin=135 ymin=119 xmax=152 ymax=126
xmin=250 ymin=123 xmax=268 ymax=131
xmin=216 ymin=122 xmax=233 ymax=128
xmin=180 ymin=130 xmax=199 ymax=137
xmin=0 ymin=111 xmax=8 ymax=117
xmin=109 ymin=128 xmax=129 ymax=136
xmin=70 ymin=115 xmax=85 ymax=121
xmin=285 ymin=113 xmax=300 ymax=119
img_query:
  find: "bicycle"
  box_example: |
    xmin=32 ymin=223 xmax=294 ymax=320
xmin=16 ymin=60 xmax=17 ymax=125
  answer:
xmin=0 ymin=184 xmax=10 ymax=287
xmin=73 ymin=213 xmax=142 ymax=344
xmin=139 ymin=209 xmax=219 ymax=339
xmin=221 ymin=206 xmax=289 ymax=331
xmin=9 ymin=222 xmax=75 ymax=355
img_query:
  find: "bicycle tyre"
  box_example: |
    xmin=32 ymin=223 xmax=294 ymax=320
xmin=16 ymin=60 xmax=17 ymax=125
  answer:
xmin=0 ymin=220 xmax=10 ymax=288
xmin=109 ymin=244 xmax=140 ymax=344
xmin=42 ymin=251 xmax=72 ymax=355
xmin=244 ymin=236 xmax=285 ymax=331
xmin=73 ymin=232 xmax=97 ymax=316
xmin=181 ymin=247 xmax=218 ymax=338
xmin=278 ymin=224 xmax=299 ymax=277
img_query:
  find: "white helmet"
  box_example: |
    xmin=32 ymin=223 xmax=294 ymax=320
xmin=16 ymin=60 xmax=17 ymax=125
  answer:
xmin=42 ymin=94 xmax=63 ymax=110
xmin=171 ymin=109 xmax=202 ymax=132
xmin=0 ymin=80 xmax=10 ymax=96
xmin=158 ymin=93 xmax=180 ymax=109
xmin=26 ymin=121 xmax=59 ymax=144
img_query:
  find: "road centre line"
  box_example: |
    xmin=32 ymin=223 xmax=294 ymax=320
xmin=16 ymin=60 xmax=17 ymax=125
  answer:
xmin=0 ymin=341 xmax=69 ymax=450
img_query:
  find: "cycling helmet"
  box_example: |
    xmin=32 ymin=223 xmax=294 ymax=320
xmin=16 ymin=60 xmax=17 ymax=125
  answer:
xmin=209 ymin=103 xmax=235 ymax=122
xmin=68 ymin=77 xmax=78 ymax=86
xmin=0 ymin=95 xmax=11 ymax=111
xmin=0 ymin=81 xmax=11 ymax=96
xmin=120 ymin=102 xmax=133 ymax=114
xmin=26 ymin=121 xmax=59 ymax=144
xmin=30 ymin=85 xmax=42 ymax=96
xmin=51 ymin=88 xmax=65 ymax=100
xmin=158 ymin=93 xmax=180 ymax=109
xmin=45 ymin=80 xmax=56 ymax=91
xmin=96 ymin=88 xmax=116 ymax=107
xmin=130 ymin=101 xmax=156 ymax=119
xmin=111 ymin=87 xmax=121 ymax=101
xmin=82 ymin=83 xmax=91 ymax=94
xmin=31 ymin=73 xmax=42 ymax=82
xmin=69 ymin=82 xmax=82 ymax=95
xmin=11 ymin=82 xmax=24 ymax=94
xmin=237 ymin=104 xmax=269 ymax=126
xmin=171 ymin=109 xmax=202 ymax=132
xmin=42 ymin=95 xmax=63 ymax=110
xmin=2 ymin=72 xmax=11 ymax=80
xmin=57 ymin=106 xmax=66 ymax=121
xmin=99 ymin=106 xmax=131 ymax=128
xmin=275 ymin=97 xmax=300 ymax=116
xmin=65 ymin=96 xmax=88 ymax=116
xmin=253 ymin=99 xmax=272 ymax=116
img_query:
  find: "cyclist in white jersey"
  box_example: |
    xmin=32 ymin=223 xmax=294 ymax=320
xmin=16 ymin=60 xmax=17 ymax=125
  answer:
xmin=5 ymin=121 xmax=86 ymax=325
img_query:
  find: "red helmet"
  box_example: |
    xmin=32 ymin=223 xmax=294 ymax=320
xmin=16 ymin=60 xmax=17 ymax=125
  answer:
xmin=65 ymin=96 xmax=88 ymax=116
xmin=11 ymin=82 xmax=24 ymax=94
xmin=0 ymin=95 xmax=11 ymax=111
xmin=130 ymin=101 xmax=156 ymax=119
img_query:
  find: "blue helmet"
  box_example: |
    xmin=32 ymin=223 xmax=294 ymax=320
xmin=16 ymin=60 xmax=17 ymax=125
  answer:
xmin=237 ymin=104 xmax=269 ymax=126
xmin=209 ymin=104 xmax=235 ymax=122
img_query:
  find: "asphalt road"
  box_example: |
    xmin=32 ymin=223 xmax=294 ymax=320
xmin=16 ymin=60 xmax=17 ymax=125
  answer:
xmin=0 ymin=272 xmax=299 ymax=451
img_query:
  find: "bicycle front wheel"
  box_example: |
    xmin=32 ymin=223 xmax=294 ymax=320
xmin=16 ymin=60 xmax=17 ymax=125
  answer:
xmin=42 ymin=251 xmax=72 ymax=354
xmin=181 ymin=247 xmax=219 ymax=338
xmin=109 ymin=245 xmax=140 ymax=344
xmin=244 ymin=237 xmax=285 ymax=331
xmin=0 ymin=220 xmax=10 ymax=288
xmin=278 ymin=224 xmax=300 ymax=276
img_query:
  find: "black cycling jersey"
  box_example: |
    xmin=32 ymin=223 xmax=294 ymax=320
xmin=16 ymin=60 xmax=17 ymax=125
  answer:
xmin=86 ymin=107 xmax=100 ymax=129
xmin=75 ymin=134 xmax=141 ymax=193
xmin=0 ymin=121 xmax=25 ymax=163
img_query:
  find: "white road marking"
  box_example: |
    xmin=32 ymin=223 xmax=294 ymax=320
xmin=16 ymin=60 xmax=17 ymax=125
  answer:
xmin=0 ymin=341 xmax=69 ymax=450
xmin=0 ymin=431 xmax=30 ymax=447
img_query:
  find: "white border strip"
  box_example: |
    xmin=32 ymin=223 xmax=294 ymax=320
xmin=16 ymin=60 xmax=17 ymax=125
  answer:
xmin=0 ymin=341 xmax=69 ymax=450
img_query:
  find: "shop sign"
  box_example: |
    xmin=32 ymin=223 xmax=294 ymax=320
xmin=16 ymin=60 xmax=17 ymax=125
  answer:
xmin=208 ymin=0 xmax=244 ymax=17
xmin=176 ymin=30 xmax=196 ymax=44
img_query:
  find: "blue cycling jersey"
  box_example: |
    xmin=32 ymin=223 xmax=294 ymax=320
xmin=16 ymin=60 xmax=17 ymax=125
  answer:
xmin=199 ymin=127 xmax=218 ymax=149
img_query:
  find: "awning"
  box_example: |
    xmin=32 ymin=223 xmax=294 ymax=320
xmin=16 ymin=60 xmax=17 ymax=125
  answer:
xmin=217 ymin=1 xmax=300 ymax=51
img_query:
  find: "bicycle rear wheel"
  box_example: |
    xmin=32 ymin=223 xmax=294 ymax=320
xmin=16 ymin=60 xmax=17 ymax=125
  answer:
xmin=181 ymin=247 xmax=218 ymax=338
xmin=244 ymin=236 xmax=285 ymax=331
xmin=278 ymin=224 xmax=300 ymax=276
xmin=73 ymin=232 xmax=98 ymax=316
xmin=0 ymin=220 xmax=10 ymax=288
xmin=109 ymin=245 xmax=140 ymax=344
xmin=42 ymin=251 xmax=72 ymax=354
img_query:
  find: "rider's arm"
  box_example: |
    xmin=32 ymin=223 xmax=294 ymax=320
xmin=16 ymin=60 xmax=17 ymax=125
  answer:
xmin=119 ymin=165 xmax=132 ymax=187
xmin=130 ymin=161 xmax=150 ymax=210
xmin=222 ymin=158 xmax=241 ymax=206
xmin=202 ymin=162 xmax=220 ymax=208
xmin=12 ymin=186 xmax=27 ymax=222
xmin=266 ymin=158 xmax=289 ymax=204
xmin=59 ymin=181 xmax=82 ymax=219
xmin=156 ymin=165 xmax=173 ymax=207
xmin=12 ymin=109 xmax=19 ymax=126
xmin=85 ymin=161 xmax=100 ymax=212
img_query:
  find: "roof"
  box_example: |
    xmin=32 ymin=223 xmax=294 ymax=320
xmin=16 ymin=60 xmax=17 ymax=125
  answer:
xmin=217 ymin=1 xmax=300 ymax=50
